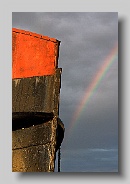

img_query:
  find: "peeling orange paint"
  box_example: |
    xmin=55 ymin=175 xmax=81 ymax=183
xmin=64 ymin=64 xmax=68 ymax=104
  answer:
xmin=12 ymin=28 xmax=60 ymax=79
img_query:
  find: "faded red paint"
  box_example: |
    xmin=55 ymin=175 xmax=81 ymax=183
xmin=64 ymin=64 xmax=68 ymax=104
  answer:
xmin=12 ymin=28 xmax=60 ymax=79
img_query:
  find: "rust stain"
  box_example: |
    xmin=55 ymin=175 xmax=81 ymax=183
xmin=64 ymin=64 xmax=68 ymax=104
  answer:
xmin=12 ymin=28 xmax=60 ymax=79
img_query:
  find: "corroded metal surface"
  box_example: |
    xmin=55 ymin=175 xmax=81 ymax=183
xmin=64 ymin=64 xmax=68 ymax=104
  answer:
xmin=12 ymin=28 xmax=60 ymax=79
xmin=12 ymin=28 xmax=64 ymax=172
xmin=12 ymin=118 xmax=64 ymax=172
xmin=12 ymin=69 xmax=62 ymax=115
xmin=12 ymin=69 xmax=63 ymax=172
xmin=56 ymin=118 xmax=65 ymax=151
xmin=13 ymin=144 xmax=52 ymax=172
xmin=12 ymin=120 xmax=53 ymax=149
xmin=12 ymin=119 xmax=55 ymax=172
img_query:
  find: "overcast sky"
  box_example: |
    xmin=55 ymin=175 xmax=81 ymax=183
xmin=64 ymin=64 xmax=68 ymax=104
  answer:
xmin=12 ymin=12 xmax=118 ymax=172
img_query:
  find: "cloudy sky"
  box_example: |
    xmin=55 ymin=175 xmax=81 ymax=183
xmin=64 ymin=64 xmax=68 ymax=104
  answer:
xmin=12 ymin=12 xmax=118 ymax=172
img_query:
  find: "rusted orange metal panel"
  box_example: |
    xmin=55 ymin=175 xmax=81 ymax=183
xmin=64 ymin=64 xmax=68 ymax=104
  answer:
xmin=12 ymin=28 xmax=60 ymax=79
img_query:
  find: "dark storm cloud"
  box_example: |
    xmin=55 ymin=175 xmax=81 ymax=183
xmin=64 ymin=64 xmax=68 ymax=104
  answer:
xmin=12 ymin=12 xmax=118 ymax=171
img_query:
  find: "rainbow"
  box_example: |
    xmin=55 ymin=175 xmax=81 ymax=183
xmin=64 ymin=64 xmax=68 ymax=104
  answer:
xmin=68 ymin=43 xmax=118 ymax=135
